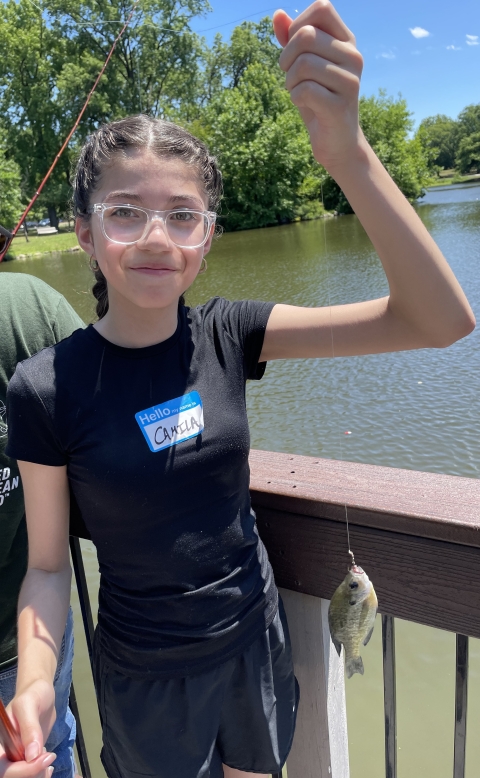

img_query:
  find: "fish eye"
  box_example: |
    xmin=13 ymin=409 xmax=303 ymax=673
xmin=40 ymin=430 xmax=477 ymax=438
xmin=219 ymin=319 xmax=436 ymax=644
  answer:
xmin=349 ymin=582 xmax=359 ymax=589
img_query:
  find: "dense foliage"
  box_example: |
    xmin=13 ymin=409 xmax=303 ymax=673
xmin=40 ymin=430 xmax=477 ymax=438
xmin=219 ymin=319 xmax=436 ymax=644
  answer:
xmin=0 ymin=129 xmax=23 ymax=229
xmin=417 ymin=103 xmax=480 ymax=175
xmin=0 ymin=1 xmax=464 ymax=231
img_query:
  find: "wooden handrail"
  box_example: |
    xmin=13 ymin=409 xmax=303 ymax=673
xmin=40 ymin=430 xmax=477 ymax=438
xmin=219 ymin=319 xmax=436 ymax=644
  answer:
xmin=249 ymin=450 xmax=480 ymax=640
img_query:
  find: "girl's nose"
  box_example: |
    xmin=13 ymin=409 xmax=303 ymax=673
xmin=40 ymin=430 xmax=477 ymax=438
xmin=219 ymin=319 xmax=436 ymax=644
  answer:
xmin=139 ymin=216 xmax=172 ymax=247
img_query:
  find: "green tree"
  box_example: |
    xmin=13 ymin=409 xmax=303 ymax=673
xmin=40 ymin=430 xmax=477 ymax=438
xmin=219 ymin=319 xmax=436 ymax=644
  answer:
xmin=0 ymin=0 xmax=210 ymax=225
xmin=455 ymin=104 xmax=480 ymax=173
xmin=417 ymin=114 xmax=458 ymax=170
xmin=0 ymin=128 xmax=23 ymax=229
xmin=457 ymin=103 xmax=480 ymax=140
xmin=457 ymin=132 xmax=480 ymax=174
xmin=194 ymin=63 xmax=313 ymax=231
xmin=226 ymin=19 xmax=281 ymax=88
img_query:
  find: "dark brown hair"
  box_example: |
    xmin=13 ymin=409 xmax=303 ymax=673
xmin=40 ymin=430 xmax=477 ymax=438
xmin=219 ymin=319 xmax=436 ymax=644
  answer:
xmin=73 ymin=115 xmax=223 ymax=319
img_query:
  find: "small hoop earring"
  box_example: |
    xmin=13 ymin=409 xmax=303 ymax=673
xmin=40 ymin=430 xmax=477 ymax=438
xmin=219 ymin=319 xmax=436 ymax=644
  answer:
xmin=89 ymin=255 xmax=99 ymax=271
xmin=198 ymin=257 xmax=208 ymax=275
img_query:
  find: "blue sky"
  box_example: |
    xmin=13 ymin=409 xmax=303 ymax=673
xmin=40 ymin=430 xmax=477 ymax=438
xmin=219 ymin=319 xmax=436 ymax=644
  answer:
xmin=191 ymin=0 xmax=480 ymax=127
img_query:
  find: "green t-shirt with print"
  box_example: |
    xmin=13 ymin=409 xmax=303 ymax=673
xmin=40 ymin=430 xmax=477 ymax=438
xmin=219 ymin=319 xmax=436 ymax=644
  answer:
xmin=0 ymin=272 xmax=84 ymax=668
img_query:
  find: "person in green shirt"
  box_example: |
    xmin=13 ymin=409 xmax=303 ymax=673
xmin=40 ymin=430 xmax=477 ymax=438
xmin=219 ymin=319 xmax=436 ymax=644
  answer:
xmin=0 ymin=272 xmax=83 ymax=778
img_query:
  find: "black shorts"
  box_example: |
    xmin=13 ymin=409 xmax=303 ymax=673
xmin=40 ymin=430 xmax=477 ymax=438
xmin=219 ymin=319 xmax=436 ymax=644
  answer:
xmin=93 ymin=600 xmax=299 ymax=778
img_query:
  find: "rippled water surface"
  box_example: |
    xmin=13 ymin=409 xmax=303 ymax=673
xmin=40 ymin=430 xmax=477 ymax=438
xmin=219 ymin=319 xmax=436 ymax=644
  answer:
xmin=2 ymin=183 xmax=479 ymax=778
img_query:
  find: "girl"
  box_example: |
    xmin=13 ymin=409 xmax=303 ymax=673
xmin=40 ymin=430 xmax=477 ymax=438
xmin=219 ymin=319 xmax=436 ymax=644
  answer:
xmin=2 ymin=2 xmax=474 ymax=778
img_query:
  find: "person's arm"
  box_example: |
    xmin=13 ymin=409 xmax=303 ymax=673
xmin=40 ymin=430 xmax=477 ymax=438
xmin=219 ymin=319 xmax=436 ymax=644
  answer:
xmin=260 ymin=2 xmax=475 ymax=362
xmin=0 ymin=463 xmax=71 ymax=778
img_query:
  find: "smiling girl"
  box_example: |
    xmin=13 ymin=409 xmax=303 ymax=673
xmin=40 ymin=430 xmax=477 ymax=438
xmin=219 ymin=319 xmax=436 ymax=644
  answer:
xmin=2 ymin=2 xmax=475 ymax=778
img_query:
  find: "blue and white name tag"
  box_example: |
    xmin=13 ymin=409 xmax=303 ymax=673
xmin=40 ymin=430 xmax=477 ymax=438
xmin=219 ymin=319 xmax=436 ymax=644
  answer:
xmin=135 ymin=391 xmax=204 ymax=453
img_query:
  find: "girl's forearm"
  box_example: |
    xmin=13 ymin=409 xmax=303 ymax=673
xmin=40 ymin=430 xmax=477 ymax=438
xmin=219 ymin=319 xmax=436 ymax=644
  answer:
xmin=16 ymin=567 xmax=72 ymax=694
xmin=327 ymin=135 xmax=475 ymax=345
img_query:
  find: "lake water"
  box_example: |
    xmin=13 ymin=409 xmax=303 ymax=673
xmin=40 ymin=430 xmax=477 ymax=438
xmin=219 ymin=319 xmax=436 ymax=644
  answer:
xmin=1 ymin=182 xmax=479 ymax=778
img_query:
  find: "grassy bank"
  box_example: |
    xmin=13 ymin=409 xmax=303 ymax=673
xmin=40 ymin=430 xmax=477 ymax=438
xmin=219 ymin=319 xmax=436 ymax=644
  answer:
xmin=426 ymin=173 xmax=480 ymax=189
xmin=6 ymin=231 xmax=81 ymax=259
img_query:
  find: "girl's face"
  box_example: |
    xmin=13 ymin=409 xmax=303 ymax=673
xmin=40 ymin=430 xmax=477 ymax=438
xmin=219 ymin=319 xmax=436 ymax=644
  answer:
xmin=76 ymin=149 xmax=214 ymax=313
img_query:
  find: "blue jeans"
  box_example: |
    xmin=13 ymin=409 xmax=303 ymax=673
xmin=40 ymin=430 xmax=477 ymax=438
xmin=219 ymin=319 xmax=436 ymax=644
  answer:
xmin=0 ymin=608 xmax=77 ymax=778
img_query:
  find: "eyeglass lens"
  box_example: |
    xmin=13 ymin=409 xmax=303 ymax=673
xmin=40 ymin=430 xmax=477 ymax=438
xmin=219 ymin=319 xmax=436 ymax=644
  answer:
xmin=102 ymin=206 xmax=210 ymax=247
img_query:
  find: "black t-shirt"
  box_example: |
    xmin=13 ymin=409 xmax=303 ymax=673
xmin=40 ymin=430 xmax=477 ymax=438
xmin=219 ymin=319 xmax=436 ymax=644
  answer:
xmin=6 ymin=297 xmax=278 ymax=678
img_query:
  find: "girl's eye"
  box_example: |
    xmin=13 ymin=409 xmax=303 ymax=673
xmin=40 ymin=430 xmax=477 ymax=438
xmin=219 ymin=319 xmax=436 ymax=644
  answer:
xmin=170 ymin=210 xmax=198 ymax=222
xmin=349 ymin=582 xmax=359 ymax=589
xmin=110 ymin=207 xmax=139 ymax=219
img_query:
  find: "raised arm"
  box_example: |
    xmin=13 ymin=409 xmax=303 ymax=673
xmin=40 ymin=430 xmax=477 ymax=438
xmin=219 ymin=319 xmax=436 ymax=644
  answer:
xmin=0 ymin=463 xmax=71 ymax=778
xmin=260 ymin=1 xmax=475 ymax=362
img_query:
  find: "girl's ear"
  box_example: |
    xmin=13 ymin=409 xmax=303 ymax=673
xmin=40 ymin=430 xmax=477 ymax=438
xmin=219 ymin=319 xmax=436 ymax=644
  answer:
xmin=272 ymin=9 xmax=293 ymax=47
xmin=75 ymin=217 xmax=95 ymax=256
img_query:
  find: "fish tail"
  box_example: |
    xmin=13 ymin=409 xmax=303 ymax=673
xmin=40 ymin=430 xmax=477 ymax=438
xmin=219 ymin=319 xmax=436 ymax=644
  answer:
xmin=346 ymin=655 xmax=364 ymax=678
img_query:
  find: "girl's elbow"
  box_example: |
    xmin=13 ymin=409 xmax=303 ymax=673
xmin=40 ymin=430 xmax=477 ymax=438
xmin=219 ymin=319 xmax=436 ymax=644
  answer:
xmin=430 ymin=310 xmax=476 ymax=348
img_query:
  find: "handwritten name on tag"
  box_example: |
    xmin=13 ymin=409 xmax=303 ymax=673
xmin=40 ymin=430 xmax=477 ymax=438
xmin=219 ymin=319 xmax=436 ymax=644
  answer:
xmin=135 ymin=391 xmax=204 ymax=453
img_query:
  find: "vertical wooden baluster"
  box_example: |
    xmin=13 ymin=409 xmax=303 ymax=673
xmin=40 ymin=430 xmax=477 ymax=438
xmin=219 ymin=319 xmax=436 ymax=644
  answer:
xmin=453 ymin=634 xmax=469 ymax=778
xmin=382 ymin=615 xmax=397 ymax=778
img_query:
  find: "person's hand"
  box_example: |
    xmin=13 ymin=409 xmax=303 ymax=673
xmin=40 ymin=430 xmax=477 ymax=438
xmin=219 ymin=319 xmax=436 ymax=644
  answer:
xmin=0 ymin=682 xmax=56 ymax=778
xmin=273 ymin=1 xmax=364 ymax=172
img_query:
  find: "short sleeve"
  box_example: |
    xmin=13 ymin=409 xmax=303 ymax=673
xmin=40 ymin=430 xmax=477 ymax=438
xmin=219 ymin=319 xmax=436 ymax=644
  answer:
xmin=219 ymin=299 xmax=276 ymax=380
xmin=5 ymin=363 xmax=67 ymax=466
xmin=53 ymin=297 xmax=84 ymax=342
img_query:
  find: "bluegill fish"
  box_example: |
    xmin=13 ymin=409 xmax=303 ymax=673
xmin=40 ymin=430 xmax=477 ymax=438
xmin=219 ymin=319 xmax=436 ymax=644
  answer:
xmin=328 ymin=565 xmax=378 ymax=678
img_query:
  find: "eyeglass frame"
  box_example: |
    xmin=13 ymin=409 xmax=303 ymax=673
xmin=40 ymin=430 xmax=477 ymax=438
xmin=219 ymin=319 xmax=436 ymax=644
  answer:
xmin=86 ymin=203 xmax=217 ymax=248
xmin=0 ymin=224 xmax=14 ymax=258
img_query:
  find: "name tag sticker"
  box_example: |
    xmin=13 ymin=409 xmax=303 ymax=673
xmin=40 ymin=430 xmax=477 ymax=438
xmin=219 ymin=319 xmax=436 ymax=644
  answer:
xmin=135 ymin=391 xmax=204 ymax=453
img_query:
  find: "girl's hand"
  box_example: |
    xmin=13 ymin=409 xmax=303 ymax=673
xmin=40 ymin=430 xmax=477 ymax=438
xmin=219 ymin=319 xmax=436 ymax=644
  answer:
xmin=0 ymin=684 xmax=56 ymax=778
xmin=273 ymin=1 xmax=364 ymax=171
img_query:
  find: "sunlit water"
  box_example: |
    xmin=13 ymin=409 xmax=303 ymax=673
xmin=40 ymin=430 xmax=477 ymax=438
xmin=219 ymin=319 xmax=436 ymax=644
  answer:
xmin=2 ymin=183 xmax=479 ymax=778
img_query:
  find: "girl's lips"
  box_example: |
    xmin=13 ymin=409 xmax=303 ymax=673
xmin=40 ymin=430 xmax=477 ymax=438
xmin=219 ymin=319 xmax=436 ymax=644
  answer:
xmin=130 ymin=266 xmax=175 ymax=276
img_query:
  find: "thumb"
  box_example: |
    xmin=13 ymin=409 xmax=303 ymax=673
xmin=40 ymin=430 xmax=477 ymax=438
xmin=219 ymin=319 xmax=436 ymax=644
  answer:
xmin=11 ymin=702 xmax=43 ymax=763
xmin=272 ymin=9 xmax=293 ymax=47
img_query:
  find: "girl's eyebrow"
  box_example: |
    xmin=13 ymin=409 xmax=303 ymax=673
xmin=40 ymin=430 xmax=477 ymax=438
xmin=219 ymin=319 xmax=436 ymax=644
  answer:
xmin=105 ymin=192 xmax=205 ymax=208
xmin=169 ymin=194 xmax=205 ymax=208
xmin=106 ymin=191 xmax=143 ymax=202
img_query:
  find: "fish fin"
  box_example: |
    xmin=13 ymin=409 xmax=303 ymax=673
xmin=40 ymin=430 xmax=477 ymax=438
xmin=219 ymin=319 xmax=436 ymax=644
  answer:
xmin=331 ymin=635 xmax=342 ymax=656
xmin=363 ymin=625 xmax=375 ymax=646
xmin=346 ymin=656 xmax=364 ymax=678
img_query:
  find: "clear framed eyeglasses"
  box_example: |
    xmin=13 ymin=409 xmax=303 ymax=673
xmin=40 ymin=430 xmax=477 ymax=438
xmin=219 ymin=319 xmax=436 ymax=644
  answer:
xmin=87 ymin=204 xmax=216 ymax=248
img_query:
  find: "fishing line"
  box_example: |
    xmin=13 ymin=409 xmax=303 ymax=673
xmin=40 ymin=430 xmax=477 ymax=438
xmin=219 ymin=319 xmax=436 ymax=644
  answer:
xmin=22 ymin=6 xmax=286 ymax=33
xmin=320 ymin=182 xmax=355 ymax=569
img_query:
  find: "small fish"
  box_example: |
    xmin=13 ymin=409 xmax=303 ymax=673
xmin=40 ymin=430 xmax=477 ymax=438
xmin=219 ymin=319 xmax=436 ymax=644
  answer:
xmin=328 ymin=564 xmax=378 ymax=678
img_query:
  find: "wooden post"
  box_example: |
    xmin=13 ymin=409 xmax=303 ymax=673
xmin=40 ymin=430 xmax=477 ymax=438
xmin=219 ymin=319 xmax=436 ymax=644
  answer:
xmin=280 ymin=588 xmax=349 ymax=778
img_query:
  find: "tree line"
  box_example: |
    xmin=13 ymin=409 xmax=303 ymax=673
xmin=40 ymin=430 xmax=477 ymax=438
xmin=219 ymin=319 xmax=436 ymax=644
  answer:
xmin=417 ymin=108 xmax=480 ymax=176
xmin=0 ymin=0 xmax=479 ymax=233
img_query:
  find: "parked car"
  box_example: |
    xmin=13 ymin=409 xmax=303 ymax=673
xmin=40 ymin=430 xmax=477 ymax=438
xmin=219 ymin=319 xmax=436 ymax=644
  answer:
xmin=25 ymin=221 xmax=38 ymax=229
xmin=38 ymin=218 xmax=51 ymax=227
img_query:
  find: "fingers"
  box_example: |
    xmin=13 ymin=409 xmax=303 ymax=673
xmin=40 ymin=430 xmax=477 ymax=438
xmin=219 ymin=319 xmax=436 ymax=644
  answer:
xmin=279 ymin=0 xmax=354 ymax=45
xmin=280 ymin=27 xmax=362 ymax=75
xmin=0 ymin=751 xmax=55 ymax=778
xmin=272 ymin=9 xmax=292 ymax=47
xmin=285 ymin=53 xmax=361 ymax=104
xmin=13 ymin=704 xmax=44 ymax=766
xmin=9 ymin=689 xmax=55 ymax=770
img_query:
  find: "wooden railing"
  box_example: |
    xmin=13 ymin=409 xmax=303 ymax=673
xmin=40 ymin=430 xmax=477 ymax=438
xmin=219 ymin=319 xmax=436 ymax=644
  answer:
xmin=69 ymin=450 xmax=480 ymax=778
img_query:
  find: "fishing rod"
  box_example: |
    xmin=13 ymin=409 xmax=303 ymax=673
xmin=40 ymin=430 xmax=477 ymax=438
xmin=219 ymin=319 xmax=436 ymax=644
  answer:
xmin=0 ymin=0 xmax=141 ymax=262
